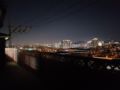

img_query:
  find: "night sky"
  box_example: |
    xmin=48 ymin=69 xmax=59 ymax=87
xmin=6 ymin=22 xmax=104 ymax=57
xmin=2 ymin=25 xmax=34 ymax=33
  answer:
xmin=1 ymin=0 xmax=120 ymax=44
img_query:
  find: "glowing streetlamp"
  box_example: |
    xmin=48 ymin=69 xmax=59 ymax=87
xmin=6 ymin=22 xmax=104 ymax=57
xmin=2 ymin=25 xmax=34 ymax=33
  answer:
xmin=5 ymin=36 xmax=9 ymax=40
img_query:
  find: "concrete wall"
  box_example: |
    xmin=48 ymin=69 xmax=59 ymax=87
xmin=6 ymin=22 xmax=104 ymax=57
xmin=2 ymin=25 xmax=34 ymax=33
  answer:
xmin=5 ymin=48 xmax=18 ymax=62
xmin=24 ymin=55 xmax=37 ymax=70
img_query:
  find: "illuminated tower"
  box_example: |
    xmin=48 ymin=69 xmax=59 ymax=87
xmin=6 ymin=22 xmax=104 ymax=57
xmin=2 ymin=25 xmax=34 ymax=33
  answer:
xmin=87 ymin=37 xmax=104 ymax=48
xmin=61 ymin=40 xmax=72 ymax=49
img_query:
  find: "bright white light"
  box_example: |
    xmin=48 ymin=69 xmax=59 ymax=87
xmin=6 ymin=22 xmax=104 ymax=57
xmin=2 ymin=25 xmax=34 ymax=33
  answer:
xmin=28 ymin=48 xmax=33 ymax=51
xmin=87 ymin=40 xmax=92 ymax=44
xmin=106 ymin=66 xmax=111 ymax=70
xmin=5 ymin=37 xmax=9 ymax=40
xmin=64 ymin=49 xmax=69 ymax=52
xmin=93 ymin=38 xmax=98 ymax=41
xmin=114 ymin=67 xmax=120 ymax=71
xmin=98 ymin=42 xmax=102 ymax=46
xmin=19 ymin=47 xmax=23 ymax=50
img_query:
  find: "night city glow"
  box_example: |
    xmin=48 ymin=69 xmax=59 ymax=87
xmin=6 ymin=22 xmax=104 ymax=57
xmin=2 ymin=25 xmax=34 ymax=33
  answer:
xmin=1 ymin=0 xmax=120 ymax=89
xmin=1 ymin=0 xmax=120 ymax=45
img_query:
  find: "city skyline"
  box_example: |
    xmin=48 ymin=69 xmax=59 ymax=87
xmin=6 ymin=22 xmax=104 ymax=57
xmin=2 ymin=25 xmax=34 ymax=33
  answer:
xmin=11 ymin=37 xmax=120 ymax=48
xmin=1 ymin=0 xmax=120 ymax=44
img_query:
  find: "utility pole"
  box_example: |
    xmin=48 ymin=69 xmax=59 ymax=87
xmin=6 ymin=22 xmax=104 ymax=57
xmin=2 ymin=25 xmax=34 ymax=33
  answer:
xmin=8 ymin=24 xmax=12 ymax=47
xmin=8 ymin=24 xmax=31 ymax=47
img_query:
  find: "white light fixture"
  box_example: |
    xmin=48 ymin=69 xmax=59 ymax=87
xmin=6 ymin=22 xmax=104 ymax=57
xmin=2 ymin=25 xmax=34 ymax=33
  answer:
xmin=5 ymin=36 xmax=9 ymax=40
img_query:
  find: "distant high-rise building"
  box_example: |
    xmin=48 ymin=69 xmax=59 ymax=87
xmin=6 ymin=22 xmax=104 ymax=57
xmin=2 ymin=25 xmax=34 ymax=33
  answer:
xmin=61 ymin=40 xmax=72 ymax=49
xmin=87 ymin=37 xmax=104 ymax=48
xmin=53 ymin=42 xmax=61 ymax=48
xmin=72 ymin=41 xmax=86 ymax=48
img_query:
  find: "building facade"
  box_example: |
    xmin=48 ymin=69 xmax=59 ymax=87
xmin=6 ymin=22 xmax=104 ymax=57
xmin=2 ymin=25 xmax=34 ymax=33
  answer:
xmin=61 ymin=40 xmax=72 ymax=49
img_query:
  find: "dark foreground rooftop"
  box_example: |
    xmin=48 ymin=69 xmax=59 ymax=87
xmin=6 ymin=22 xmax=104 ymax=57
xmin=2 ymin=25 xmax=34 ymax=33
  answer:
xmin=0 ymin=61 xmax=42 ymax=89
xmin=1 ymin=58 xmax=120 ymax=90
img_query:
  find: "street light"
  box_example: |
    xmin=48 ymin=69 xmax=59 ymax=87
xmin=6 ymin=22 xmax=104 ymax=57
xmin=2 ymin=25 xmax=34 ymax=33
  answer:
xmin=5 ymin=36 xmax=9 ymax=40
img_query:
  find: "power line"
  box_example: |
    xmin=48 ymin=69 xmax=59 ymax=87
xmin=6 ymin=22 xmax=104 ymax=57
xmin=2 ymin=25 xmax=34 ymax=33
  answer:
xmin=32 ymin=0 xmax=82 ymax=26
xmin=34 ymin=0 xmax=97 ymax=28
xmin=8 ymin=24 xmax=31 ymax=47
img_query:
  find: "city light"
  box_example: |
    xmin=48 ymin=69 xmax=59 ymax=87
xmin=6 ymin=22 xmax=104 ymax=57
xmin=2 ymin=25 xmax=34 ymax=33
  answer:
xmin=98 ymin=42 xmax=103 ymax=47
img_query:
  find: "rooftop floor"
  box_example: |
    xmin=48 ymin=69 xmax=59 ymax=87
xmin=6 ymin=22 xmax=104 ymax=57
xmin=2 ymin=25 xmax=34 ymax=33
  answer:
xmin=1 ymin=58 xmax=120 ymax=90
